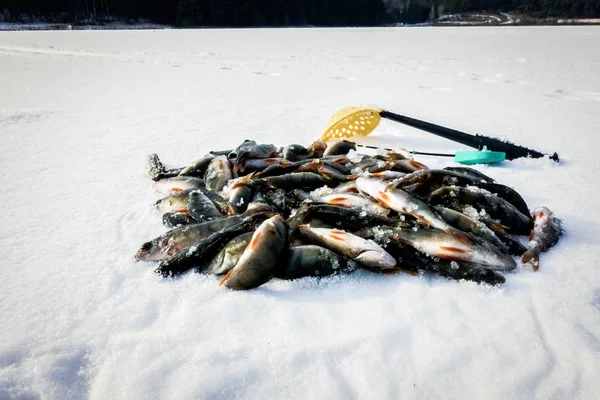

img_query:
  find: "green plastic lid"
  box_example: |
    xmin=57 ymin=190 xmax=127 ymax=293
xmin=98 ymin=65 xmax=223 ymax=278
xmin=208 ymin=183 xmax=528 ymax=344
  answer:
xmin=454 ymin=146 xmax=505 ymax=165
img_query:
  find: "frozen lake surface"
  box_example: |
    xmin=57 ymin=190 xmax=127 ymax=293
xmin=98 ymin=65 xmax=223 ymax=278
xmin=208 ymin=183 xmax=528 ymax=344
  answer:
xmin=1 ymin=27 xmax=600 ymax=399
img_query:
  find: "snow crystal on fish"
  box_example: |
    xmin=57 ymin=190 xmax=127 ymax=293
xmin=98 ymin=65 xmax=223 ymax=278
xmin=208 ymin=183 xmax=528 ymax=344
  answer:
xmin=310 ymin=186 xmax=334 ymax=199
xmin=346 ymin=149 xmax=364 ymax=163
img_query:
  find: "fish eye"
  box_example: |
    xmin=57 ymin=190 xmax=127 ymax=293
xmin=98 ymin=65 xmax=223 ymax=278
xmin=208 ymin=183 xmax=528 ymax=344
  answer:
xmin=141 ymin=242 xmax=153 ymax=251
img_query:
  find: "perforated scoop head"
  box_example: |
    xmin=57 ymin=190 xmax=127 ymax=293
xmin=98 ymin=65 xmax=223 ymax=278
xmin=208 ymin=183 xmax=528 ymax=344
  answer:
xmin=321 ymin=106 xmax=382 ymax=142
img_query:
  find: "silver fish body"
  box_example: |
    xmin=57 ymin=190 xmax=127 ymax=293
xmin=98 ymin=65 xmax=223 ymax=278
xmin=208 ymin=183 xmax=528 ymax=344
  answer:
xmin=315 ymin=193 xmax=390 ymax=217
xmin=387 ymin=227 xmax=516 ymax=271
xmin=356 ymin=176 xmax=466 ymax=238
xmin=298 ymin=225 xmax=396 ymax=270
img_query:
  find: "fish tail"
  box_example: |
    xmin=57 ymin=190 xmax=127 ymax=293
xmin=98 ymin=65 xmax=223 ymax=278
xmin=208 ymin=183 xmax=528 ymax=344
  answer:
xmin=521 ymin=250 xmax=540 ymax=271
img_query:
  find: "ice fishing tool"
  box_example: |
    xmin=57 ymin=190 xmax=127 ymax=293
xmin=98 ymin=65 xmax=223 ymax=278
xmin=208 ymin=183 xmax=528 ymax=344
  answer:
xmin=320 ymin=106 xmax=560 ymax=164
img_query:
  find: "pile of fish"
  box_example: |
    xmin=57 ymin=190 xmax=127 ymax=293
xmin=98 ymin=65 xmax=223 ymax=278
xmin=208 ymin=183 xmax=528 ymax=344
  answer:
xmin=136 ymin=139 xmax=563 ymax=290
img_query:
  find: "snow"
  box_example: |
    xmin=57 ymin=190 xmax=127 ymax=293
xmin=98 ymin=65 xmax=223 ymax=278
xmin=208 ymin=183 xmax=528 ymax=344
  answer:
xmin=1 ymin=27 xmax=600 ymax=399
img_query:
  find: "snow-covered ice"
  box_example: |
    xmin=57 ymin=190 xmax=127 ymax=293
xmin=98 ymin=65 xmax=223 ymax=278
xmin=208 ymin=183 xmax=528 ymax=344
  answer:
xmin=1 ymin=27 xmax=600 ymax=399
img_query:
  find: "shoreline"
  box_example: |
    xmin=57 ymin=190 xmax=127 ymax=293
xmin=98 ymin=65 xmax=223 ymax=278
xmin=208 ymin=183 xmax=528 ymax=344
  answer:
xmin=1 ymin=17 xmax=599 ymax=31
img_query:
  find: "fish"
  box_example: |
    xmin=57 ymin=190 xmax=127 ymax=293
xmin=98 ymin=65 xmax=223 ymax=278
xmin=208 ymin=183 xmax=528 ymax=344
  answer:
xmin=144 ymin=140 xmax=560 ymax=288
xmin=477 ymin=182 xmax=530 ymax=217
xmin=276 ymin=245 xmax=348 ymax=279
xmin=374 ymin=147 xmax=411 ymax=161
xmin=238 ymin=157 xmax=284 ymax=173
xmin=323 ymin=140 xmax=356 ymax=156
xmin=209 ymin=149 xmax=234 ymax=157
xmin=433 ymin=206 xmax=508 ymax=253
xmin=332 ymin=181 xmax=359 ymax=193
xmin=204 ymin=232 xmax=254 ymax=275
xmin=155 ymin=218 xmax=256 ymax=277
xmin=162 ymin=212 xmax=196 ymax=228
xmin=282 ymin=144 xmax=310 ymax=161
xmin=443 ymin=166 xmax=495 ymax=183
xmin=314 ymin=193 xmax=390 ymax=217
xmin=154 ymin=176 xmax=205 ymax=195
xmin=188 ymin=190 xmax=222 ymax=222
xmin=298 ymin=225 xmax=396 ymax=271
xmin=427 ymin=186 xmax=533 ymax=235
xmin=204 ymin=155 xmax=233 ymax=193
xmin=381 ymin=240 xmax=505 ymax=285
xmin=230 ymin=142 xmax=279 ymax=173
xmin=356 ymin=176 xmax=468 ymax=239
xmin=155 ymin=189 xmax=195 ymax=214
xmin=387 ymin=169 xmax=477 ymax=194
xmin=200 ymin=188 xmax=230 ymax=215
xmin=289 ymin=203 xmax=404 ymax=234
xmin=396 ymin=170 xmax=529 ymax=216
xmin=306 ymin=140 xmax=328 ymax=159
xmin=220 ymin=214 xmax=288 ymax=290
xmin=282 ymin=141 xmax=327 ymax=161
xmin=135 ymin=213 xmax=267 ymax=262
xmin=228 ymin=175 xmax=255 ymax=214
xmin=368 ymin=159 xmax=428 ymax=174
xmin=367 ymin=171 xmax=407 ymax=180
xmin=432 ymin=260 xmax=506 ymax=286
xmin=147 ymin=153 xmax=166 ymax=178
xmin=253 ymin=172 xmax=334 ymax=190
xmin=297 ymin=159 xmax=352 ymax=175
xmin=386 ymin=227 xmax=517 ymax=271
xmin=178 ymin=156 xmax=214 ymax=178
xmin=254 ymin=159 xmax=312 ymax=178
xmin=522 ymin=207 xmax=563 ymax=270
xmin=496 ymin=231 xmax=528 ymax=256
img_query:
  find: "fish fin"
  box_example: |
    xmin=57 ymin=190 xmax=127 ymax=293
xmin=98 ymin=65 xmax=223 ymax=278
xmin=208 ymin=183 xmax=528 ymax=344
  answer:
xmin=173 ymin=209 xmax=190 ymax=215
xmin=327 ymin=230 xmax=347 ymax=241
xmin=414 ymin=215 xmax=431 ymax=225
xmin=219 ymin=268 xmax=235 ymax=286
xmin=377 ymin=191 xmax=392 ymax=208
xmin=449 ymin=231 xmax=471 ymax=244
xmin=489 ymin=223 xmax=507 ymax=235
xmin=389 ymin=234 xmax=409 ymax=244
xmin=347 ymin=174 xmax=360 ymax=181
xmin=232 ymin=173 xmax=255 ymax=188
xmin=328 ymin=196 xmax=350 ymax=207
xmin=171 ymin=188 xmax=182 ymax=193
xmin=440 ymin=245 xmax=469 ymax=254
xmin=409 ymin=159 xmax=429 ymax=170
xmin=521 ymin=252 xmax=540 ymax=271
xmin=227 ymin=204 xmax=236 ymax=215
xmin=249 ymin=231 xmax=263 ymax=250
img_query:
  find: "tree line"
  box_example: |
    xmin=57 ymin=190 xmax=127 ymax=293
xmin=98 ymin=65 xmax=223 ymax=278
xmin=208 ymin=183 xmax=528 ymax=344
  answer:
xmin=1 ymin=0 xmax=598 ymax=26
xmin=441 ymin=0 xmax=600 ymax=18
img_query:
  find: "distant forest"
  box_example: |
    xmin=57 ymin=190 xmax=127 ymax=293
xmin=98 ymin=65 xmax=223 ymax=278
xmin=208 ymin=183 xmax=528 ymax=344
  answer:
xmin=1 ymin=0 xmax=599 ymax=26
